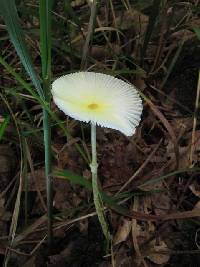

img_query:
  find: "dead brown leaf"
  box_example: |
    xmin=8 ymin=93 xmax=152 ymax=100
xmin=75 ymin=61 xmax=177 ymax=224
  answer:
xmin=189 ymin=181 xmax=200 ymax=198
xmin=147 ymin=240 xmax=170 ymax=265
xmin=23 ymin=168 xmax=46 ymax=192
xmin=71 ymin=0 xmax=86 ymax=7
xmin=113 ymin=218 xmax=132 ymax=245
xmin=167 ymin=130 xmax=200 ymax=170
xmin=22 ymin=256 xmax=36 ymax=267
xmin=116 ymin=9 xmax=148 ymax=36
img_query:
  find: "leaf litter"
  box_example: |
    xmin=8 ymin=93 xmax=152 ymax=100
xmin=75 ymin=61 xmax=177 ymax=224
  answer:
xmin=0 ymin=1 xmax=200 ymax=266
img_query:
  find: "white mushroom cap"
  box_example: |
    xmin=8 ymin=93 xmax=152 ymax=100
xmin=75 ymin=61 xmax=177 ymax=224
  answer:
xmin=52 ymin=72 xmax=142 ymax=136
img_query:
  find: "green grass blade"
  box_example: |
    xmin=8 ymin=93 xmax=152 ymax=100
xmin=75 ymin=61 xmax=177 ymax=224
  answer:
xmin=0 ymin=56 xmax=42 ymax=102
xmin=160 ymin=37 xmax=185 ymax=89
xmin=0 ymin=0 xmax=43 ymax=98
xmin=0 ymin=116 xmax=10 ymax=141
xmin=56 ymin=169 xmax=92 ymax=191
xmin=54 ymin=169 xmax=130 ymax=216
xmin=64 ymin=0 xmax=83 ymax=33
xmin=141 ymin=0 xmax=161 ymax=63
xmin=139 ymin=167 xmax=200 ymax=188
xmin=54 ymin=167 xmax=200 ymax=215
xmin=39 ymin=0 xmax=53 ymax=245
xmin=40 ymin=0 xmax=52 ymax=81
xmin=193 ymin=26 xmax=200 ymax=41
xmin=0 ymin=55 xmax=89 ymax=163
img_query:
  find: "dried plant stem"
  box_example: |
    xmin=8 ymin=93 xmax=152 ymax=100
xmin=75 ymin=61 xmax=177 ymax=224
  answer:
xmin=90 ymin=123 xmax=110 ymax=241
xmin=81 ymin=0 xmax=98 ymax=69
xmin=190 ymin=70 xmax=200 ymax=165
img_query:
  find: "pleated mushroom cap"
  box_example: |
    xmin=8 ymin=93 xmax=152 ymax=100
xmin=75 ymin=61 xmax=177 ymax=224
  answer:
xmin=52 ymin=72 xmax=142 ymax=136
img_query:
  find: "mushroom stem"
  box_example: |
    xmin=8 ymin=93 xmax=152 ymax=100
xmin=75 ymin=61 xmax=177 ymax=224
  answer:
xmin=90 ymin=123 xmax=110 ymax=241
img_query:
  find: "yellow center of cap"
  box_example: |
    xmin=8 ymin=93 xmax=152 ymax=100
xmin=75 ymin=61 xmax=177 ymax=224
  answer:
xmin=88 ymin=103 xmax=99 ymax=110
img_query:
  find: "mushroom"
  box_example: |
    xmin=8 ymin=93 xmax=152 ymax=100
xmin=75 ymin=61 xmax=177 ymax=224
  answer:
xmin=52 ymin=71 xmax=143 ymax=240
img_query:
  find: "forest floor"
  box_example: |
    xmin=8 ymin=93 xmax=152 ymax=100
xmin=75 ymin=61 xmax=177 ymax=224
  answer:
xmin=0 ymin=0 xmax=200 ymax=266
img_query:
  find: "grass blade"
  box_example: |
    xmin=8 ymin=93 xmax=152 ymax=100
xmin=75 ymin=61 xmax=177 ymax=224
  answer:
xmin=81 ymin=0 xmax=98 ymax=69
xmin=139 ymin=167 xmax=200 ymax=188
xmin=160 ymin=37 xmax=185 ymax=89
xmin=54 ymin=169 xmax=130 ymax=216
xmin=0 ymin=55 xmax=89 ymax=163
xmin=39 ymin=0 xmax=53 ymax=245
xmin=0 ymin=115 xmax=10 ymax=141
xmin=40 ymin=0 xmax=52 ymax=80
xmin=0 ymin=0 xmax=43 ymax=98
xmin=193 ymin=26 xmax=200 ymax=41
xmin=140 ymin=0 xmax=161 ymax=63
xmin=56 ymin=169 xmax=92 ymax=191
